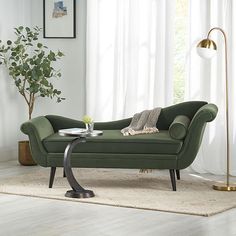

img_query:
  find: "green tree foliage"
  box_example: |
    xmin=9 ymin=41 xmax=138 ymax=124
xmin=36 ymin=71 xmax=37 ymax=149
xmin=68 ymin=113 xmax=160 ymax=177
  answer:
xmin=0 ymin=26 xmax=65 ymax=119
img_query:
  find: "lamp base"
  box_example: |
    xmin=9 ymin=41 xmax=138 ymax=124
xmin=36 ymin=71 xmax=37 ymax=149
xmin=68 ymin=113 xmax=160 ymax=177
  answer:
xmin=213 ymin=183 xmax=236 ymax=191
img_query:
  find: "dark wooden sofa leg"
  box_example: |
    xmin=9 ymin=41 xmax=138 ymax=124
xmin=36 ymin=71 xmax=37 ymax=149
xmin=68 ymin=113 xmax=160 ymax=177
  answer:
xmin=176 ymin=170 xmax=180 ymax=180
xmin=49 ymin=167 xmax=56 ymax=188
xmin=169 ymin=169 xmax=176 ymax=191
xmin=63 ymin=168 xmax=66 ymax=178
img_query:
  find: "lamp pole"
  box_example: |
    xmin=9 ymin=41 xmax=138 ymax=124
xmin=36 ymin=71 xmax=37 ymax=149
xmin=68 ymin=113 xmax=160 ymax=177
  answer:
xmin=197 ymin=27 xmax=236 ymax=191
xmin=208 ymin=28 xmax=230 ymax=189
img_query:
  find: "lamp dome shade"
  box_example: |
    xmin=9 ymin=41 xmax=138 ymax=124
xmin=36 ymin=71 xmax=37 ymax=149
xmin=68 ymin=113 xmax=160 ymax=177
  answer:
xmin=197 ymin=39 xmax=217 ymax=59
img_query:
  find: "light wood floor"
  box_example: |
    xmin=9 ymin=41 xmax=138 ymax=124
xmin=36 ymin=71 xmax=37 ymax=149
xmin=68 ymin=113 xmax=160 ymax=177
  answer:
xmin=0 ymin=161 xmax=236 ymax=236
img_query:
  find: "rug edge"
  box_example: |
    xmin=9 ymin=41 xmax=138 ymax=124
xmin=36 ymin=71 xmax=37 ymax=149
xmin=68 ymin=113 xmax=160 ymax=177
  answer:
xmin=1 ymin=191 xmax=234 ymax=217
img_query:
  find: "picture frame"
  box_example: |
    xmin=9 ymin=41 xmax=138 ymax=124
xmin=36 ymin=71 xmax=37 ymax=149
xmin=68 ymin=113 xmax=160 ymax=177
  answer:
xmin=43 ymin=0 xmax=76 ymax=38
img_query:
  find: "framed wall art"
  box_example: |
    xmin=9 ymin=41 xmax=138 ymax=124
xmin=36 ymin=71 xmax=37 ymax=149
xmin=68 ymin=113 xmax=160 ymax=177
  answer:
xmin=43 ymin=0 xmax=76 ymax=38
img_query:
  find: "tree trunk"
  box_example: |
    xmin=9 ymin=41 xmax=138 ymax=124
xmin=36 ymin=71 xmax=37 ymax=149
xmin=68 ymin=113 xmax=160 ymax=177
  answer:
xmin=28 ymin=95 xmax=35 ymax=120
xmin=28 ymin=105 xmax=32 ymax=120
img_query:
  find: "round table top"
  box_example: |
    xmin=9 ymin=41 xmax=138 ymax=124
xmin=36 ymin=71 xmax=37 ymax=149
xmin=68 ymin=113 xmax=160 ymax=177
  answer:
xmin=59 ymin=128 xmax=103 ymax=137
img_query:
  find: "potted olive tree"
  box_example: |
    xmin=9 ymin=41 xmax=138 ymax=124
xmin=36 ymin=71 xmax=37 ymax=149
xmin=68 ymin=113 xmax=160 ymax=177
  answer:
xmin=0 ymin=26 xmax=65 ymax=165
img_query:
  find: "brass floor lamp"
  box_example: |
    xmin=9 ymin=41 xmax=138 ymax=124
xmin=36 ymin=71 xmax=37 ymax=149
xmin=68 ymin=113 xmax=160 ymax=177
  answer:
xmin=197 ymin=27 xmax=236 ymax=191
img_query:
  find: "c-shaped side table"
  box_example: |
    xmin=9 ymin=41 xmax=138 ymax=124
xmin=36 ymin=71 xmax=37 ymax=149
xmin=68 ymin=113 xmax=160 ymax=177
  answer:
xmin=59 ymin=129 xmax=103 ymax=199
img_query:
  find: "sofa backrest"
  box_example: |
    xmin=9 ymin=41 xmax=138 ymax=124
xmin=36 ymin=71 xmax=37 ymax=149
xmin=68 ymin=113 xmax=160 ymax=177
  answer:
xmin=156 ymin=101 xmax=207 ymax=130
xmin=46 ymin=101 xmax=208 ymax=131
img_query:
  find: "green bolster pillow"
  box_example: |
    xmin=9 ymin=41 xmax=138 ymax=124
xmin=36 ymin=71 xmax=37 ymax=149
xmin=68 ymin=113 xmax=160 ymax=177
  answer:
xmin=169 ymin=115 xmax=190 ymax=140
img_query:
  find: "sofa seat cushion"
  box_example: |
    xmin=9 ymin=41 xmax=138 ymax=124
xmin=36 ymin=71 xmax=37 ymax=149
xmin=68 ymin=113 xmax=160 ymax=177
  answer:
xmin=42 ymin=130 xmax=183 ymax=155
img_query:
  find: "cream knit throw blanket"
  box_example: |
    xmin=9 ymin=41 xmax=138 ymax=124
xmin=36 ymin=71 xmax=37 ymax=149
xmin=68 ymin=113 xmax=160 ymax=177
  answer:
xmin=121 ymin=107 xmax=162 ymax=136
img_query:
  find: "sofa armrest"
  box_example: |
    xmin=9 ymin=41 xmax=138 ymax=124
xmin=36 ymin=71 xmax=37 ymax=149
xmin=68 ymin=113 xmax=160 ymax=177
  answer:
xmin=177 ymin=103 xmax=218 ymax=169
xmin=21 ymin=116 xmax=54 ymax=167
xmin=188 ymin=103 xmax=218 ymax=131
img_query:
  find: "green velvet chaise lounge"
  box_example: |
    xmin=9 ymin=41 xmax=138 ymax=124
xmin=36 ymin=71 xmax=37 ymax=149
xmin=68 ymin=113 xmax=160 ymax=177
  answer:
xmin=21 ymin=101 xmax=218 ymax=191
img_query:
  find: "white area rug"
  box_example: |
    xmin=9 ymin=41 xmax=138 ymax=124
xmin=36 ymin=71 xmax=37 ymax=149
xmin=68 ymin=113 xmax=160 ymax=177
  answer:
xmin=0 ymin=168 xmax=235 ymax=216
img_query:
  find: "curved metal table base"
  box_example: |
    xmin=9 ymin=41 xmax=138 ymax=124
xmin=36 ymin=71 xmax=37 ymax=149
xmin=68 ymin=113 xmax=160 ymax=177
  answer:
xmin=65 ymin=189 xmax=95 ymax=198
xmin=63 ymin=137 xmax=95 ymax=198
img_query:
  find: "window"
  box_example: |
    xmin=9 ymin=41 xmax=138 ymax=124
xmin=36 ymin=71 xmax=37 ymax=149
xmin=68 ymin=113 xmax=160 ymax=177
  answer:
xmin=174 ymin=0 xmax=189 ymax=104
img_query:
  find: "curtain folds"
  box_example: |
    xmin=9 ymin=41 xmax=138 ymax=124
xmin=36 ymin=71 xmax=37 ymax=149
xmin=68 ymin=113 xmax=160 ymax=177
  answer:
xmin=188 ymin=0 xmax=236 ymax=175
xmin=86 ymin=0 xmax=175 ymax=121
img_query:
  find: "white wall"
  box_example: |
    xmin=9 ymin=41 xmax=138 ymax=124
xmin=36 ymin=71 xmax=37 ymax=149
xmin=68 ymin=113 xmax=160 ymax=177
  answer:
xmin=0 ymin=0 xmax=86 ymax=161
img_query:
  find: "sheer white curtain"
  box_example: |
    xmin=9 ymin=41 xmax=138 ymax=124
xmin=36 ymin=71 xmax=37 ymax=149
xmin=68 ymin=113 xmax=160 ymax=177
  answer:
xmin=86 ymin=0 xmax=175 ymax=121
xmin=187 ymin=0 xmax=236 ymax=175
